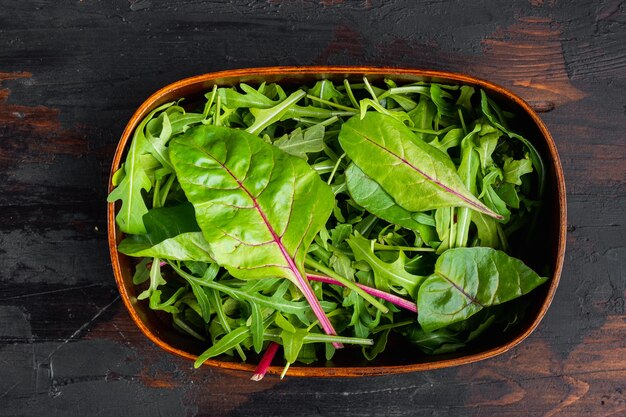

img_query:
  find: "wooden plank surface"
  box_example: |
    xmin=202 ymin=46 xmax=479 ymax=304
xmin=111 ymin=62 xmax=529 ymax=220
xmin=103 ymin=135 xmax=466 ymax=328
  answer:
xmin=1 ymin=1 xmax=624 ymax=416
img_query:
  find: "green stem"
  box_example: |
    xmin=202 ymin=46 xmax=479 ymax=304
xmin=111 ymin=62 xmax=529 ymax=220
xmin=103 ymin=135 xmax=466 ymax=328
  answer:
xmin=304 ymin=257 xmax=389 ymax=314
xmin=263 ymin=330 xmax=373 ymax=346
xmin=371 ymin=243 xmax=435 ymax=252
xmin=172 ymin=314 xmax=206 ymax=341
xmin=388 ymin=86 xmax=430 ymax=95
xmin=208 ymin=288 xmax=247 ymax=361
xmin=363 ymin=77 xmax=378 ymax=101
xmin=214 ymin=95 xmax=222 ymax=126
xmin=305 ymin=94 xmax=358 ymax=112
xmin=372 ymin=320 xmax=414 ymax=333
xmin=159 ymin=174 xmax=177 ymax=207
xmin=203 ymin=84 xmax=218 ymax=119
xmin=152 ymin=177 xmax=161 ymax=208
xmin=343 ymin=79 xmax=359 ymax=109
xmin=327 ymin=152 xmax=346 ymax=185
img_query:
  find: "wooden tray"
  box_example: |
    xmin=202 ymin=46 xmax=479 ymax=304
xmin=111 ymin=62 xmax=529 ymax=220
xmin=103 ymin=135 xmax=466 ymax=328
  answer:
xmin=108 ymin=66 xmax=566 ymax=378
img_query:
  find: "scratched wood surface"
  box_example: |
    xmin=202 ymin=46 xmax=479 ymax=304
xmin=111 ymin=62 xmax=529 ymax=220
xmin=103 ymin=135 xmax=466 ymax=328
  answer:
xmin=1 ymin=1 xmax=625 ymax=416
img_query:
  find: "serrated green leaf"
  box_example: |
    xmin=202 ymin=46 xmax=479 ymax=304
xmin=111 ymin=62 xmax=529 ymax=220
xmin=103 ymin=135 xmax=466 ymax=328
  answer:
xmin=108 ymin=102 xmax=175 ymax=234
xmin=347 ymin=233 xmax=424 ymax=297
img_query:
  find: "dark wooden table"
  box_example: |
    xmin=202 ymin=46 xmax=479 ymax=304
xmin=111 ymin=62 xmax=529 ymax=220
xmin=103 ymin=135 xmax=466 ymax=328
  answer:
xmin=1 ymin=1 xmax=624 ymax=416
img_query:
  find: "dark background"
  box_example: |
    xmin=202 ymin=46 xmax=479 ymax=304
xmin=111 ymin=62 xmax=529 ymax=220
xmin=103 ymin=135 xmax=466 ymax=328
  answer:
xmin=1 ymin=1 xmax=624 ymax=416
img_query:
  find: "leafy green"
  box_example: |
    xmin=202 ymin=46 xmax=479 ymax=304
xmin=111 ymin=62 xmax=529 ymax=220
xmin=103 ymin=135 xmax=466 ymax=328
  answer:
xmin=170 ymin=124 xmax=339 ymax=338
xmin=339 ymin=112 xmax=502 ymax=219
xmin=118 ymin=203 xmax=213 ymax=261
xmin=345 ymin=163 xmax=422 ymax=231
xmin=417 ymin=247 xmax=547 ymax=331
xmin=347 ymin=233 xmax=425 ymax=297
xmin=108 ymin=103 xmax=175 ymax=234
xmin=110 ymin=77 xmax=549 ymax=377
xmin=273 ymin=124 xmax=325 ymax=160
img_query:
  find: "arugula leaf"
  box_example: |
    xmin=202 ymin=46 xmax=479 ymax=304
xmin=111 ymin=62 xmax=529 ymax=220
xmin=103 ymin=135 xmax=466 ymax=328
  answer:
xmin=503 ymin=156 xmax=533 ymax=185
xmin=246 ymin=90 xmax=306 ymax=135
xmin=108 ymin=102 xmax=175 ymax=234
xmin=273 ymin=124 xmax=325 ymax=160
xmin=480 ymin=90 xmax=545 ymax=197
xmin=347 ymin=233 xmax=425 ymax=297
xmin=308 ymin=80 xmax=344 ymax=106
xmin=194 ymin=326 xmax=251 ymax=368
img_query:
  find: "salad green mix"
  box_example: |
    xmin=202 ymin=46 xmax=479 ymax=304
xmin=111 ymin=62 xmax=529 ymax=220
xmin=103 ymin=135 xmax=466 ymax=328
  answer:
xmin=109 ymin=77 xmax=548 ymax=379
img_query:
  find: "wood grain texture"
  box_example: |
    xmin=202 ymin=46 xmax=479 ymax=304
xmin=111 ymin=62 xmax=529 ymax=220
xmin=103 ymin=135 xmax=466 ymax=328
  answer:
xmin=0 ymin=0 xmax=624 ymax=416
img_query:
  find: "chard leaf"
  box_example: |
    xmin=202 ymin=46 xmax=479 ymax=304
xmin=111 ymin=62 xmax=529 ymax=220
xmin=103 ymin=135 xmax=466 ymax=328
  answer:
xmin=347 ymin=233 xmax=424 ymax=297
xmin=338 ymin=112 xmax=502 ymax=219
xmin=417 ymin=247 xmax=547 ymax=332
xmin=170 ymin=125 xmax=339 ymax=338
xmin=107 ymin=102 xmax=175 ymax=234
xmin=345 ymin=163 xmax=422 ymax=231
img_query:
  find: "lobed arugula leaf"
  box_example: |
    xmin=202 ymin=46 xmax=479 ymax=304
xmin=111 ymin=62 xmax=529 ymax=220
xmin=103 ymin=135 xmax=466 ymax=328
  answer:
xmin=108 ymin=102 xmax=175 ymax=234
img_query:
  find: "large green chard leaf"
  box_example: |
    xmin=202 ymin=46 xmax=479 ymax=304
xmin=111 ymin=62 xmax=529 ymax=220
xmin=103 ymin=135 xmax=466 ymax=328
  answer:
xmin=345 ymin=163 xmax=422 ymax=231
xmin=338 ymin=112 xmax=501 ymax=219
xmin=417 ymin=247 xmax=547 ymax=332
xmin=170 ymin=125 xmax=339 ymax=339
xmin=108 ymin=102 xmax=175 ymax=234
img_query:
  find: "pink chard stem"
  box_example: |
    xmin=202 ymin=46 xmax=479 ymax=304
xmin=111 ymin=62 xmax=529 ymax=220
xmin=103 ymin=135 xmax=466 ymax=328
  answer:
xmin=293 ymin=269 xmax=343 ymax=349
xmin=251 ymin=342 xmax=280 ymax=381
xmin=307 ymin=273 xmax=418 ymax=313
